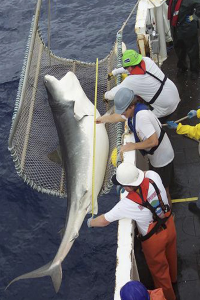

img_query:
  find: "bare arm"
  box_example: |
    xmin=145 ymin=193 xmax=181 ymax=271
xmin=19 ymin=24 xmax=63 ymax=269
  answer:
xmin=90 ymin=215 xmax=110 ymax=227
xmin=96 ymin=113 xmax=125 ymax=124
xmin=121 ymin=132 xmax=158 ymax=153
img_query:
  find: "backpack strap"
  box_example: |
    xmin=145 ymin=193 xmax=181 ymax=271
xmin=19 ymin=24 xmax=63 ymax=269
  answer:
xmin=139 ymin=214 xmax=171 ymax=241
xmin=147 ymin=128 xmax=165 ymax=155
xmin=148 ymin=73 xmax=167 ymax=106
xmin=128 ymin=103 xmax=166 ymax=156
xmin=138 ymin=63 xmax=168 ymax=106
xmin=148 ymin=179 xmax=170 ymax=213
xmin=127 ymin=179 xmax=171 ymax=241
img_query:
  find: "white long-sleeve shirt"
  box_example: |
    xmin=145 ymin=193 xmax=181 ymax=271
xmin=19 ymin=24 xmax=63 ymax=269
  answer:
xmin=105 ymin=57 xmax=180 ymax=118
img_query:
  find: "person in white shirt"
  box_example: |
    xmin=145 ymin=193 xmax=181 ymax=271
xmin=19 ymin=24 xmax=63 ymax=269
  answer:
xmin=105 ymin=49 xmax=180 ymax=120
xmin=87 ymin=162 xmax=177 ymax=300
xmin=96 ymin=87 xmax=174 ymax=206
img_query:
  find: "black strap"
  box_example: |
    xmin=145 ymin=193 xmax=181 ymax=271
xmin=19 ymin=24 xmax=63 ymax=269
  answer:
xmin=139 ymin=216 xmax=171 ymax=242
xmin=139 ymin=64 xmax=167 ymax=106
xmin=137 ymin=185 xmax=159 ymax=220
xmin=148 ymin=74 xmax=167 ymax=105
xmin=146 ymin=70 xmax=163 ymax=83
xmin=147 ymin=129 xmax=165 ymax=155
xmin=149 ymin=179 xmax=170 ymax=213
xmin=135 ymin=180 xmax=171 ymax=241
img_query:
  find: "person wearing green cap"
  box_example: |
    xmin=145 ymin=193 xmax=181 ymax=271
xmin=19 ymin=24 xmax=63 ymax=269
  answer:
xmin=105 ymin=49 xmax=180 ymax=120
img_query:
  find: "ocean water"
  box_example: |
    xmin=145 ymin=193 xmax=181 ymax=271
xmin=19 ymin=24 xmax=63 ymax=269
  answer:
xmin=0 ymin=1 xmax=137 ymax=299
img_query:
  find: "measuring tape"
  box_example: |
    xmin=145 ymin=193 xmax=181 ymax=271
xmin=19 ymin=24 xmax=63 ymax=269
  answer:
xmin=91 ymin=58 xmax=98 ymax=216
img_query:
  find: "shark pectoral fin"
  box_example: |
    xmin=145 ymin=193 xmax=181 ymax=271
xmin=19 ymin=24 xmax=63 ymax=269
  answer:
xmin=47 ymin=146 xmax=63 ymax=165
xmin=74 ymin=111 xmax=93 ymax=121
xmin=58 ymin=227 xmax=65 ymax=240
xmin=74 ymin=101 xmax=95 ymax=121
xmin=70 ymin=232 xmax=79 ymax=242
xmin=5 ymin=260 xmax=63 ymax=293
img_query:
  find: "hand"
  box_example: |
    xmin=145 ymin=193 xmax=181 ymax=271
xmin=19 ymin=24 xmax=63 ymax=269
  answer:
xmin=96 ymin=116 xmax=104 ymax=124
xmin=166 ymin=121 xmax=178 ymax=129
xmin=116 ymin=185 xmax=125 ymax=195
xmin=185 ymin=15 xmax=194 ymax=23
xmin=107 ymin=73 xmax=113 ymax=81
xmin=187 ymin=110 xmax=197 ymax=119
xmin=120 ymin=142 xmax=135 ymax=154
xmin=103 ymin=94 xmax=108 ymax=103
xmin=87 ymin=216 xmax=94 ymax=228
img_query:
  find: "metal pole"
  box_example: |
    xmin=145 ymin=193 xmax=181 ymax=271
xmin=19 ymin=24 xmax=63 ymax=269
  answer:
xmin=8 ymin=0 xmax=43 ymax=149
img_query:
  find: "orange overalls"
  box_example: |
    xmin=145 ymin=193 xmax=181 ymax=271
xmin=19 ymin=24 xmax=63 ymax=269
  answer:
xmin=143 ymin=215 xmax=177 ymax=300
xmin=127 ymin=179 xmax=177 ymax=300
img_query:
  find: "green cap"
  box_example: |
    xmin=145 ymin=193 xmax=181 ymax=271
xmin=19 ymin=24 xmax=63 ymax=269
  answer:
xmin=122 ymin=50 xmax=143 ymax=68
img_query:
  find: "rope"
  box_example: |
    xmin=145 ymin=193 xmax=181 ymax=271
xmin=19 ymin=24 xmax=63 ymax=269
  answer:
xmin=21 ymin=43 xmax=43 ymax=171
xmin=114 ymin=0 xmax=141 ymax=167
xmin=148 ymin=0 xmax=156 ymax=8
xmin=117 ymin=0 xmax=140 ymax=34
xmin=116 ymin=32 xmax=124 ymax=167
xmin=92 ymin=58 xmax=98 ymax=216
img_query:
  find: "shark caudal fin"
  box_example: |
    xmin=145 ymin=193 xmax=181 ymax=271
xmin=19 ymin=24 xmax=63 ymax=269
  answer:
xmin=51 ymin=262 xmax=62 ymax=293
xmin=6 ymin=261 xmax=62 ymax=293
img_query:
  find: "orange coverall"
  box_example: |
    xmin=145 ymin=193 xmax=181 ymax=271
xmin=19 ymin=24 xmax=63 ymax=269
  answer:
xmin=142 ymin=215 xmax=177 ymax=300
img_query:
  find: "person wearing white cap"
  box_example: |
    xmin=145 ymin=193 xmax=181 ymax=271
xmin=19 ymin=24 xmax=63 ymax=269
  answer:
xmin=87 ymin=162 xmax=177 ymax=300
xmin=96 ymin=87 xmax=174 ymax=206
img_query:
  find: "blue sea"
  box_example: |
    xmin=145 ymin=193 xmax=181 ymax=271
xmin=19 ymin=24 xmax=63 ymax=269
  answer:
xmin=0 ymin=1 xmax=137 ymax=299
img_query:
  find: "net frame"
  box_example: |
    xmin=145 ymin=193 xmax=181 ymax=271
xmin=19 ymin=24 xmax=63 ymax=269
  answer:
xmin=8 ymin=9 xmax=121 ymax=198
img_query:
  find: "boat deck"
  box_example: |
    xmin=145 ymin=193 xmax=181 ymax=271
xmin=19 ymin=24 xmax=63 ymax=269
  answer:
xmin=135 ymin=47 xmax=200 ymax=300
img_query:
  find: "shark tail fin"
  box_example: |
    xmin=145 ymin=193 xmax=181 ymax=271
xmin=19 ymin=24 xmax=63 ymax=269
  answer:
xmin=51 ymin=262 xmax=62 ymax=293
xmin=5 ymin=260 xmax=63 ymax=293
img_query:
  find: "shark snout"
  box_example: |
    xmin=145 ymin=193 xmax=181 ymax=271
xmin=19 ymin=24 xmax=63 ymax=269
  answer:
xmin=44 ymin=74 xmax=52 ymax=85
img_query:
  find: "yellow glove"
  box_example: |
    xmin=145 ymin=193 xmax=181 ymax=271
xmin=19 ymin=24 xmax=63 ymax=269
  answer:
xmin=103 ymin=93 xmax=108 ymax=103
xmin=107 ymin=73 xmax=113 ymax=81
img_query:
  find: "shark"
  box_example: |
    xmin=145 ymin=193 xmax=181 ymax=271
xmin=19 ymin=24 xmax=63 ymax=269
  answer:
xmin=7 ymin=71 xmax=109 ymax=292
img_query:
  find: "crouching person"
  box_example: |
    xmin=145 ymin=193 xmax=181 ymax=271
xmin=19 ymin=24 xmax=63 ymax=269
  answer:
xmin=87 ymin=162 xmax=177 ymax=300
xmin=120 ymin=280 xmax=167 ymax=300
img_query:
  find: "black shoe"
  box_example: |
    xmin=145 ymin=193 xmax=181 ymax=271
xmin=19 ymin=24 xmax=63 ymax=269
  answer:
xmin=188 ymin=202 xmax=200 ymax=215
xmin=190 ymin=72 xmax=199 ymax=80
xmin=177 ymin=68 xmax=188 ymax=78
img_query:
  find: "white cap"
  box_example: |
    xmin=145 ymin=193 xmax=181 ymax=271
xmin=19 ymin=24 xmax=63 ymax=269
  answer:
xmin=116 ymin=162 xmax=144 ymax=186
